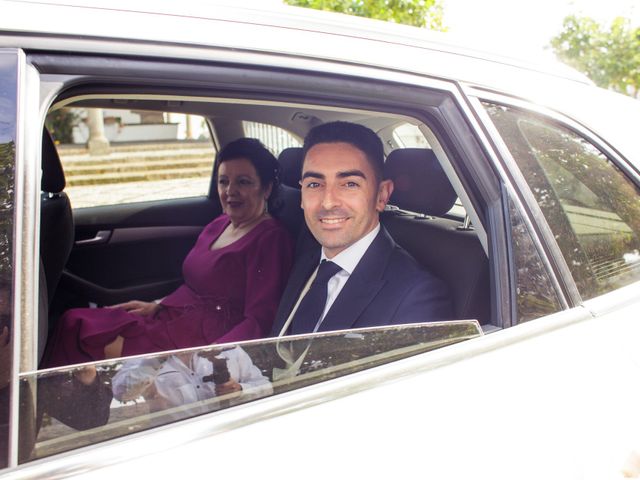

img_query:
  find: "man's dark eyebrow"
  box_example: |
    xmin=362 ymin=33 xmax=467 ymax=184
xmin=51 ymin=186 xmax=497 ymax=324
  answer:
xmin=301 ymin=171 xmax=325 ymax=180
xmin=337 ymin=169 xmax=366 ymax=179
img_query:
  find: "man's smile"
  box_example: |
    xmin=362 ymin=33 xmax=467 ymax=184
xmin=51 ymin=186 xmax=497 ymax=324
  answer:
xmin=319 ymin=217 xmax=348 ymax=225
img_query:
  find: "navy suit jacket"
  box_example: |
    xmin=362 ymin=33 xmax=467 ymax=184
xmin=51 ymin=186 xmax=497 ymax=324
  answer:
xmin=270 ymin=226 xmax=453 ymax=336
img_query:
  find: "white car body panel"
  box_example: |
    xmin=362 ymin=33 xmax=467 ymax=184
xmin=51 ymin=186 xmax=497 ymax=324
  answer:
xmin=1 ymin=1 xmax=640 ymax=479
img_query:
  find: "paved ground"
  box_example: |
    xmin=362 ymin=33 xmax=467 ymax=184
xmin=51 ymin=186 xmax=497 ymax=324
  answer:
xmin=65 ymin=176 xmax=212 ymax=208
xmin=59 ymin=142 xmax=213 ymax=208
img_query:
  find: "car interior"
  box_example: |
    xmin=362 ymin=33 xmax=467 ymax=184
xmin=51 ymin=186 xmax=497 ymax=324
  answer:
xmin=38 ymin=94 xmax=492 ymax=367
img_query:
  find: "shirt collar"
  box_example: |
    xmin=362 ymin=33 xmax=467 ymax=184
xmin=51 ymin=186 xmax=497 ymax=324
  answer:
xmin=320 ymin=223 xmax=380 ymax=275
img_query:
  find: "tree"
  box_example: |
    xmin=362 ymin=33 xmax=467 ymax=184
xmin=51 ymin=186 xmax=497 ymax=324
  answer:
xmin=283 ymin=0 xmax=445 ymax=31
xmin=45 ymin=108 xmax=79 ymax=144
xmin=551 ymin=15 xmax=640 ymax=98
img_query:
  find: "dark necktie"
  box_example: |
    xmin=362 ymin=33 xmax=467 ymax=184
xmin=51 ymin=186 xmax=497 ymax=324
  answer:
xmin=289 ymin=260 xmax=342 ymax=335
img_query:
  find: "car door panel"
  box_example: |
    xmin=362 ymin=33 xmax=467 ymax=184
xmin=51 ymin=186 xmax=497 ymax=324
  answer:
xmin=59 ymin=196 xmax=220 ymax=306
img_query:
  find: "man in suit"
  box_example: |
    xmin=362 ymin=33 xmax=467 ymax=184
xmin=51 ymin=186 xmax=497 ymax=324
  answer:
xmin=271 ymin=121 xmax=452 ymax=337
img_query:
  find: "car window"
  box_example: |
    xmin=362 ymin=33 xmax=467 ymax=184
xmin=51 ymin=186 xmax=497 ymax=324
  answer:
xmin=485 ymin=103 xmax=640 ymax=300
xmin=20 ymin=321 xmax=481 ymax=463
xmin=45 ymin=107 xmax=216 ymax=209
xmin=392 ymin=123 xmax=431 ymax=148
xmin=242 ymin=121 xmax=301 ymax=155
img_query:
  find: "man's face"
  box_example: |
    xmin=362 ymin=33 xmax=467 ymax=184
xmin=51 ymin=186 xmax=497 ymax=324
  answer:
xmin=300 ymin=142 xmax=393 ymax=258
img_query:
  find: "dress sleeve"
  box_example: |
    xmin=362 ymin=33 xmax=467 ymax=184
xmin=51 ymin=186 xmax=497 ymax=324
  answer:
xmin=216 ymin=224 xmax=293 ymax=343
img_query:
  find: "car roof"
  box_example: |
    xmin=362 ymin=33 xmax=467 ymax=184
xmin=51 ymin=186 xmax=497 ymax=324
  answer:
xmin=1 ymin=0 xmax=590 ymax=90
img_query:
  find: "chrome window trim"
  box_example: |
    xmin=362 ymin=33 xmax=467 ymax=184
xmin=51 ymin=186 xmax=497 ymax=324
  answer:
xmin=8 ymin=48 xmax=41 ymax=468
xmin=21 ymin=62 xmax=41 ymax=373
xmin=461 ymin=90 xmax=582 ymax=310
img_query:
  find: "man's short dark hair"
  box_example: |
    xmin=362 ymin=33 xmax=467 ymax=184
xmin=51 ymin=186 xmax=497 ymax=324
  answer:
xmin=302 ymin=121 xmax=384 ymax=183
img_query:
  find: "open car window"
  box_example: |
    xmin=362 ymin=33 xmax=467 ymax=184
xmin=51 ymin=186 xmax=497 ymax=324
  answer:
xmin=21 ymin=321 xmax=481 ymax=462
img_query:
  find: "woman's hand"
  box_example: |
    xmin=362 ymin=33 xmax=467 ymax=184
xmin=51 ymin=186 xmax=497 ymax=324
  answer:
xmin=215 ymin=379 xmax=243 ymax=396
xmin=110 ymin=300 xmax=161 ymax=317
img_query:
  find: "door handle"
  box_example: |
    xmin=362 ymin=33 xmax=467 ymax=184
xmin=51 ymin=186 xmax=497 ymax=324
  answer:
xmin=75 ymin=230 xmax=111 ymax=246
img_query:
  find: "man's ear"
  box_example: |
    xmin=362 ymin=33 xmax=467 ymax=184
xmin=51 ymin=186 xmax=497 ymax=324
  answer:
xmin=376 ymin=179 xmax=394 ymax=212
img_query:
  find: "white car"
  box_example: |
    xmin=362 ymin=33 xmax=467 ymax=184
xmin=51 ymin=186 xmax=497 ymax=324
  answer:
xmin=1 ymin=1 xmax=640 ymax=479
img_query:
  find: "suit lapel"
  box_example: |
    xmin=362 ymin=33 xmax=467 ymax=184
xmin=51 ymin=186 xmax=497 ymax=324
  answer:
xmin=319 ymin=228 xmax=393 ymax=332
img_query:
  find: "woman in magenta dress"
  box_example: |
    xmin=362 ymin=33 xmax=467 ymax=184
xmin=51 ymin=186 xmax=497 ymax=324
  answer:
xmin=44 ymin=138 xmax=294 ymax=368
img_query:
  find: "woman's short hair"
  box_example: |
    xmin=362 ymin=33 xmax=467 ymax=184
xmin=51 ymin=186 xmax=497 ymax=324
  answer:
xmin=214 ymin=138 xmax=282 ymax=212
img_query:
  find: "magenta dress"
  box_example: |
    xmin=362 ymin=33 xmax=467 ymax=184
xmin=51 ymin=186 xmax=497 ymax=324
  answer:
xmin=43 ymin=215 xmax=293 ymax=368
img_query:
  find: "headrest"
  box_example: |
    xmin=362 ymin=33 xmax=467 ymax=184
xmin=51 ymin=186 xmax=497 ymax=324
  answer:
xmin=278 ymin=147 xmax=303 ymax=189
xmin=41 ymin=129 xmax=66 ymax=193
xmin=385 ymin=148 xmax=457 ymax=216
xmin=272 ymin=183 xmax=304 ymax=239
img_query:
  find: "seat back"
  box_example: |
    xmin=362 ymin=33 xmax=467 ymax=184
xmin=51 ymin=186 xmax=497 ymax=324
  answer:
xmin=271 ymin=183 xmax=304 ymax=241
xmin=278 ymin=147 xmax=303 ymax=189
xmin=383 ymin=148 xmax=490 ymax=323
xmin=40 ymin=129 xmax=74 ymax=307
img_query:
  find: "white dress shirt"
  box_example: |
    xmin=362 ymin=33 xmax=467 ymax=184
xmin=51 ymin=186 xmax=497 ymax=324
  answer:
xmin=112 ymin=346 xmax=272 ymax=413
xmin=314 ymin=223 xmax=380 ymax=331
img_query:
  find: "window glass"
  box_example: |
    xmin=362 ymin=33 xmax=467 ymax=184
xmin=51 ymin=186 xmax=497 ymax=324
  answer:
xmin=242 ymin=121 xmax=301 ymax=155
xmin=392 ymin=123 xmax=430 ymax=148
xmin=485 ymin=103 xmax=640 ymax=299
xmin=45 ymin=107 xmax=216 ymax=209
xmin=0 ymin=52 xmax=18 ymax=469
xmin=19 ymin=321 xmax=481 ymax=463
xmin=507 ymin=195 xmax=562 ymax=322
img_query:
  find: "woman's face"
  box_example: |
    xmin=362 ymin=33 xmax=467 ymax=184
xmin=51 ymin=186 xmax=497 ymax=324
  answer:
xmin=217 ymin=158 xmax=271 ymax=224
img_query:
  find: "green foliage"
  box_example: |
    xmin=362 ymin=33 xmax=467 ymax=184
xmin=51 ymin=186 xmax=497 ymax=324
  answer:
xmin=551 ymin=15 xmax=640 ymax=98
xmin=44 ymin=108 xmax=79 ymax=144
xmin=283 ymin=0 xmax=445 ymax=30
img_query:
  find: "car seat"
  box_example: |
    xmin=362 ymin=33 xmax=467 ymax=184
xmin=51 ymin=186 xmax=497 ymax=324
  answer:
xmin=383 ymin=148 xmax=490 ymax=323
xmin=40 ymin=129 xmax=74 ymax=308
